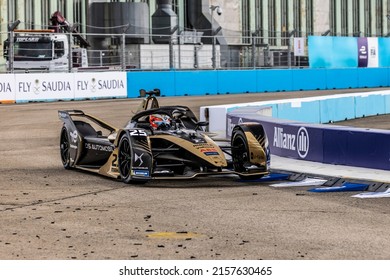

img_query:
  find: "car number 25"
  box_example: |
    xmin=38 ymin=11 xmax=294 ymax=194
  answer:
xmin=129 ymin=129 xmax=147 ymax=137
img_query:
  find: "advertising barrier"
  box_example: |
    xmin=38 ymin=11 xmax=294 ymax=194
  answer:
xmin=227 ymin=111 xmax=390 ymax=171
xmin=0 ymin=72 xmax=127 ymax=103
xmin=2 ymin=68 xmax=390 ymax=103
xmin=0 ymin=74 xmax=16 ymax=103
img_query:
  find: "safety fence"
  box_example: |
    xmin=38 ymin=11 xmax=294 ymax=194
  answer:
xmin=0 ymin=31 xmax=308 ymax=73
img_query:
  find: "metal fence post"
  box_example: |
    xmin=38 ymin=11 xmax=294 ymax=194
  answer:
xmin=122 ymin=33 xmax=126 ymax=71
xmin=288 ymin=30 xmax=296 ymax=69
xmin=251 ymin=33 xmax=256 ymax=69
xmin=68 ymin=33 xmax=72 ymax=72
xmin=8 ymin=30 xmax=14 ymax=73
xmin=7 ymin=20 xmax=20 ymax=73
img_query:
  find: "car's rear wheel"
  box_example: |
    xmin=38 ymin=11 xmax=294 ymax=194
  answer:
xmin=118 ymin=134 xmax=147 ymax=184
xmin=60 ymin=126 xmax=71 ymax=169
xmin=232 ymin=129 xmax=263 ymax=180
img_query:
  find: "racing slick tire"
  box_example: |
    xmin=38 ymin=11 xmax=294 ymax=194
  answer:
xmin=60 ymin=126 xmax=72 ymax=170
xmin=231 ymin=129 xmax=263 ymax=181
xmin=118 ymin=134 xmax=147 ymax=184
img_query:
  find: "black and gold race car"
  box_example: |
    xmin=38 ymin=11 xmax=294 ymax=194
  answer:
xmin=58 ymin=89 xmax=270 ymax=184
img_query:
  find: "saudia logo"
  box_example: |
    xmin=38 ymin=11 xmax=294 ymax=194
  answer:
xmin=273 ymin=127 xmax=309 ymax=159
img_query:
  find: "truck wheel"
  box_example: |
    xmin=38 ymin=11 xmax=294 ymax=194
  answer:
xmin=231 ymin=129 xmax=263 ymax=180
xmin=60 ymin=126 xmax=72 ymax=169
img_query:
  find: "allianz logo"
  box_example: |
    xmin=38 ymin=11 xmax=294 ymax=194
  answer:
xmin=273 ymin=126 xmax=309 ymax=158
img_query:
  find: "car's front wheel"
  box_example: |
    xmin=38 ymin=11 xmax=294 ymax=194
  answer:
xmin=231 ymin=129 xmax=263 ymax=180
xmin=118 ymin=134 xmax=148 ymax=184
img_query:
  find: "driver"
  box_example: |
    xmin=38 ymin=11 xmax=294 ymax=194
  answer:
xmin=149 ymin=114 xmax=172 ymax=130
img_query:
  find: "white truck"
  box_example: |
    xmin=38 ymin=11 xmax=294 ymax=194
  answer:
xmin=4 ymin=11 xmax=89 ymax=72
xmin=4 ymin=30 xmax=88 ymax=72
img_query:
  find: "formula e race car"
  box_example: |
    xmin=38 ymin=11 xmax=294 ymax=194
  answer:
xmin=58 ymin=89 xmax=270 ymax=184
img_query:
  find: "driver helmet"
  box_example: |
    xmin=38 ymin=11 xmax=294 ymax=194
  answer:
xmin=150 ymin=114 xmax=171 ymax=130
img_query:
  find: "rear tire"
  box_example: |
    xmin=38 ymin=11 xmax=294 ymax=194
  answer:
xmin=231 ymin=129 xmax=263 ymax=180
xmin=60 ymin=126 xmax=72 ymax=169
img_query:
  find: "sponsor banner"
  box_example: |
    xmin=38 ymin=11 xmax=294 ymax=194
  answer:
xmin=294 ymin=37 xmax=305 ymax=56
xmin=358 ymin=37 xmax=379 ymax=68
xmin=367 ymin=37 xmax=379 ymax=68
xmin=74 ymin=72 xmax=127 ymax=99
xmin=15 ymin=73 xmax=73 ymax=101
xmin=0 ymin=74 xmax=16 ymax=102
xmin=357 ymin=37 xmax=368 ymax=67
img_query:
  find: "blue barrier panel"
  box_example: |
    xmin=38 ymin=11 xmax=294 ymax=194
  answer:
xmin=323 ymin=127 xmax=390 ymax=169
xmin=276 ymin=100 xmax=321 ymax=123
xmin=308 ymin=36 xmax=333 ymax=68
xmin=379 ymin=38 xmax=390 ymax=67
xmin=175 ymin=70 xmax=218 ymax=95
xmin=319 ymin=96 xmax=355 ymax=123
xmin=332 ymin=37 xmax=358 ymax=68
xmin=355 ymin=94 xmax=386 ymax=118
xmin=344 ymin=129 xmax=390 ymax=169
xmin=326 ymin=68 xmax=358 ymax=89
xmin=385 ymin=94 xmax=390 ymax=113
xmin=126 ymin=69 xmax=389 ymax=99
xmin=291 ymin=69 xmax=327 ymax=91
xmin=309 ymin=36 xmax=357 ymax=68
xmin=217 ymin=70 xmax=257 ymax=94
xmin=322 ymin=127 xmax=349 ymax=165
xmin=127 ymin=71 xmax=175 ymax=98
xmin=256 ymin=70 xmax=293 ymax=92
xmin=357 ymin=68 xmax=389 ymax=88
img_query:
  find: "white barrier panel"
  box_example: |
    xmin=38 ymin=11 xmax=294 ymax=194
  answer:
xmin=15 ymin=73 xmax=74 ymax=102
xmin=74 ymin=72 xmax=127 ymax=99
xmin=0 ymin=74 xmax=16 ymax=103
xmin=0 ymin=72 xmax=127 ymax=103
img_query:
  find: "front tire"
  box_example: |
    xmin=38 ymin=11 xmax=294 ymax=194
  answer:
xmin=231 ymin=129 xmax=263 ymax=180
xmin=118 ymin=134 xmax=147 ymax=184
xmin=60 ymin=126 xmax=72 ymax=169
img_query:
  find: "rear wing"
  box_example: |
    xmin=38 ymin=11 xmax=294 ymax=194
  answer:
xmin=58 ymin=110 xmax=117 ymax=133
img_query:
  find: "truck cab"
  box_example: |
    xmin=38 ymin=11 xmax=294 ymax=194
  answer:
xmin=4 ymin=30 xmax=88 ymax=72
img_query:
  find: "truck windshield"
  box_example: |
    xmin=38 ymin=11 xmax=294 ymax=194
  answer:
xmin=14 ymin=42 xmax=52 ymax=61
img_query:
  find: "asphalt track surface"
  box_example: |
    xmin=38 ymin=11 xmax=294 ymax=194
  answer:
xmin=1 ymin=89 xmax=389 ymax=260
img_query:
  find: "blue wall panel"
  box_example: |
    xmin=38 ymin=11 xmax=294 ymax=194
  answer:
xmin=355 ymin=94 xmax=386 ymax=118
xmin=256 ymin=70 xmax=293 ymax=92
xmin=379 ymin=38 xmax=390 ymax=67
xmin=217 ymin=70 xmax=257 ymax=94
xmin=326 ymin=68 xmax=358 ymax=89
xmin=174 ymin=71 xmax=218 ymax=95
xmin=357 ymin=68 xmax=389 ymax=88
xmin=291 ymin=69 xmax=327 ymax=91
xmin=319 ymin=96 xmax=355 ymax=123
xmin=385 ymin=94 xmax=390 ymax=113
xmin=126 ymin=68 xmax=390 ymax=98
xmin=276 ymin=101 xmax=321 ymax=123
xmin=127 ymin=71 xmax=175 ymax=98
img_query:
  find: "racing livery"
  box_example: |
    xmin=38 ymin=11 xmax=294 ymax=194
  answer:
xmin=58 ymin=89 xmax=270 ymax=184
